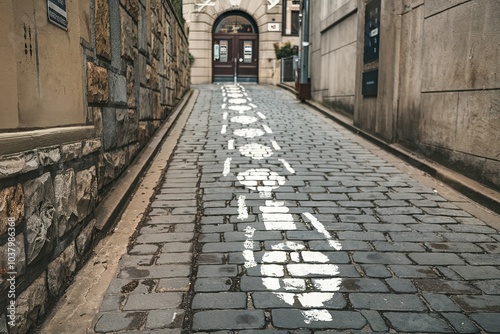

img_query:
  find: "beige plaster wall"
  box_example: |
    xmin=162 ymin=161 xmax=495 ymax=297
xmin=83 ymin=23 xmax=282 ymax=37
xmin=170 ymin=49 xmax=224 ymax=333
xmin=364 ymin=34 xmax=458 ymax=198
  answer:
xmin=310 ymin=0 xmax=358 ymax=115
xmin=0 ymin=0 xmax=89 ymax=130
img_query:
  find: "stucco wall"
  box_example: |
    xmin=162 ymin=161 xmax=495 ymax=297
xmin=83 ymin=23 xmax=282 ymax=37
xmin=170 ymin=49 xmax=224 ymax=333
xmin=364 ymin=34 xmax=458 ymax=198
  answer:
xmin=0 ymin=1 xmax=190 ymax=332
xmin=399 ymin=0 xmax=500 ymax=189
xmin=310 ymin=0 xmax=358 ymax=116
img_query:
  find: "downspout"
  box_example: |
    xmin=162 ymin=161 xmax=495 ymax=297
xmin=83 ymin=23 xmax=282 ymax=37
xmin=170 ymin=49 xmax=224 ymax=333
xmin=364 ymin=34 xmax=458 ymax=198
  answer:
xmin=297 ymin=0 xmax=311 ymax=101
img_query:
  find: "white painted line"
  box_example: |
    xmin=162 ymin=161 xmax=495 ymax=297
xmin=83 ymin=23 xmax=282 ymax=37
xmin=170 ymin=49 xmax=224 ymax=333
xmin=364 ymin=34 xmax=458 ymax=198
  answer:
xmin=223 ymin=112 xmax=228 ymax=120
xmin=271 ymin=140 xmax=281 ymax=150
xmin=262 ymin=213 xmax=294 ymax=222
xmin=257 ymin=112 xmax=267 ymax=119
xmin=259 ymin=191 xmax=272 ymax=198
xmin=259 ymin=206 xmax=289 ymax=213
xmin=262 ymin=277 xmax=306 ymax=291
xmin=222 ymin=103 xmax=226 ymax=109
xmin=228 ymin=139 xmax=234 ymax=150
xmin=243 ymin=92 xmax=248 ymax=96
xmin=303 ymin=212 xmax=342 ymax=250
xmin=271 ymin=241 xmax=306 ymax=251
xmin=221 ymin=124 xmax=227 ymax=134
xmin=312 ymin=278 xmax=343 ymax=291
xmin=290 ymin=252 xmax=300 ymax=262
xmin=262 ymin=251 xmax=287 ymax=263
xmin=260 ymin=264 xmax=284 ymax=277
xmin=262 ymin=124 xmax=273 ymax=134
xmin=223 ymin=97 xmax=227 ymax=102
xmin=247 ymin=97 xmax=252 ymax=101
xmin=243 ymin=226 xmax=257 ymax=268
xmin=302 ymin=309 xmax=333 ymax=324
xmin=250 ymin=103 xmax=258 ymax=108
xmin=287 ymin=263 xmax=340 ymax=276
xmin=264 ymin=221 xmax=297 ymax=230
xmin=279 ymin=158 xmax=295 ymax=174
xmin=238 ymin=195 xmax=248 ymax=220
xmin=223 ymin=158 xmax=232 ymax=176
xmin=302 ymin=251 xmax=330 ymax=263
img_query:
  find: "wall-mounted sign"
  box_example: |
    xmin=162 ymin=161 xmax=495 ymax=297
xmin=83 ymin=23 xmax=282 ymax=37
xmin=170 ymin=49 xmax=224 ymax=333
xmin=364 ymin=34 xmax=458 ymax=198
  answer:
xmin=362 ymin=69 xmax=378 ymax=96
xmin=214 ymin=44 xmax=220 ymax=61
xmin=47 ymin=0 xmax=68 ymax=30
xmin=268 ymin=23 xmax=280 ymax=32
xmin=363 ymin=0 xmax=381 ymax=63
xmin=243 ymin=41 xmax=252 ymax=63
xmin=219 ymin=40 xmax=228 ymax=62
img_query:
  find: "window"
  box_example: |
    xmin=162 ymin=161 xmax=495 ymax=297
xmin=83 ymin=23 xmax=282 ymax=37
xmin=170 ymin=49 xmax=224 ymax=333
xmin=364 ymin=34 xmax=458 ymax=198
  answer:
xmin=291 ymin=11 xmax=300 ymax=35
xmin=214 ymin=14 xmax=255 ymax=34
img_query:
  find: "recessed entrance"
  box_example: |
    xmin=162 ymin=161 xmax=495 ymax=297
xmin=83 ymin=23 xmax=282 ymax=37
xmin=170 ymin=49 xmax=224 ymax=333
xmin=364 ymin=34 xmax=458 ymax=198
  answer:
xmin=213 ymin=11 xmax=258 ymax=83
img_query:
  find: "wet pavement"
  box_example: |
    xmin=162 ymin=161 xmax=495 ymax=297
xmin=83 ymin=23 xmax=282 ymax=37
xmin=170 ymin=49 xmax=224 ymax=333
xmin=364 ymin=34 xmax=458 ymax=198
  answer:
xmin=91 ymin=84 xmax=500 ymax=333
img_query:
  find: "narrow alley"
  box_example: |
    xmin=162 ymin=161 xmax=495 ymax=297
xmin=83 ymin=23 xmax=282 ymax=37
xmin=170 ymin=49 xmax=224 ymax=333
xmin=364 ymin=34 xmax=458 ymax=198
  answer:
xmin=44 ymin=84 xmax=500 ymax=333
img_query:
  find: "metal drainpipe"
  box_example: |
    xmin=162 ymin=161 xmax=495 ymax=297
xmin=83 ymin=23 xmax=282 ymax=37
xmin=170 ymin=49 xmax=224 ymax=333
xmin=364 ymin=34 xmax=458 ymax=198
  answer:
xmin=299 ymin=0 xmax=310 ymax=85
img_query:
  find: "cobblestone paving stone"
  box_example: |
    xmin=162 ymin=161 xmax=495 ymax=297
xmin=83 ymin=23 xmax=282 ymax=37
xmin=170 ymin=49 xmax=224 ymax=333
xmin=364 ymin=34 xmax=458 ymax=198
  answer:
xmin=93 ymin=85 xmax=500 ymax=333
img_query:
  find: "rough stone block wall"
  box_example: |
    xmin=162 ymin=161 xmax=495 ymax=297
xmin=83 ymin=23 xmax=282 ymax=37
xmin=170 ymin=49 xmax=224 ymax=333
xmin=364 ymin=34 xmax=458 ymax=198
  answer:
xmin=0 ymin=1 xmax=190 ymax=333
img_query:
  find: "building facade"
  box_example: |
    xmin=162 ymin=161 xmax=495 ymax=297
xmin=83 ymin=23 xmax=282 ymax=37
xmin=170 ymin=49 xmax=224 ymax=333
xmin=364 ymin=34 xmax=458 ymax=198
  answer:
xmin=0 ymin=1 xmax=190 ymax=332
xmin=309 ymin=0 xmax=500 ymax=191
xmin=183 ymin=0 xmax=300 ymax=84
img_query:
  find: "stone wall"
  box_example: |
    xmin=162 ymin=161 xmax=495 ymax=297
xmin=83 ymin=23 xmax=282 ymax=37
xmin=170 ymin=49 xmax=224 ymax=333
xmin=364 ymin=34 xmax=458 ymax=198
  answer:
xmin=0 ymin=1 xmax=190 ymax=333
xmin=309 ymin=0 xmax=500 ymax=191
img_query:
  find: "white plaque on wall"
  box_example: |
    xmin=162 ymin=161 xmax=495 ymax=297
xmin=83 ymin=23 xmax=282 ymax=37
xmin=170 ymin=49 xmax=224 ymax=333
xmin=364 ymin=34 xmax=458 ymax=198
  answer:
xmin=268 ymin=23 xmax=280 ymax=32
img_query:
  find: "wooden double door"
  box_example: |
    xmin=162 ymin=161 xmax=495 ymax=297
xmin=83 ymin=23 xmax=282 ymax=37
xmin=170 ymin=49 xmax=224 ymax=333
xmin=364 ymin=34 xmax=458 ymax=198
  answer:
xmin=213 ymin=33 xmax=258 ymax=83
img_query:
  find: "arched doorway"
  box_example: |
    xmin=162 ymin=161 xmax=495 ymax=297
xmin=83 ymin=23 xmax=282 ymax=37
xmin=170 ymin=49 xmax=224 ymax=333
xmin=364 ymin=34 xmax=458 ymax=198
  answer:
xmin=212 ymin=11 xmax=259 ymax=83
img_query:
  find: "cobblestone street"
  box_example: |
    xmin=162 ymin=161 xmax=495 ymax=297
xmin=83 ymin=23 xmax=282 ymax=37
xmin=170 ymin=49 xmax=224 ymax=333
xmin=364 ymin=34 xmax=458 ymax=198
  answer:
xmin=92 ymin=84 xmax=500 ymax=333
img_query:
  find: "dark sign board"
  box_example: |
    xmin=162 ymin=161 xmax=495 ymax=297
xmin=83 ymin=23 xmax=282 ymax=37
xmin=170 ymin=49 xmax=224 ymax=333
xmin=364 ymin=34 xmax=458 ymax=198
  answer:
xmin=47 ymin=0 xmax=68 ymax=30
xmin=362 ymin=69 xmax=378 ymax=96
xmin=363 ymin=0 xmax=381 ymax=63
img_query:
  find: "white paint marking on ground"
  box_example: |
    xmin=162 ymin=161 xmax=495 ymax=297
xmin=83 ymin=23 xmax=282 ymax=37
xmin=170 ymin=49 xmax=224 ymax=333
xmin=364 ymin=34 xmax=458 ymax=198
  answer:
xmin=302 ymin=309 xmax=333 ymax=324
xmin=276 ymin=292 xmax=335 ymax=308
xmin=250 ymin=103 xmax=258 ymax=108
xmin=238 ymin=195 xmax=248 ymax=220
xmin=290 ymin=252 xmax=301 ymax=262
xmin=228 ymin=139 xmax=234 ymax=150
xmin=262 ymin=251 xmax=287 ymax=263
xmin=223 ymin=112 xmax=228 ymax=120
xmin=221 ymin=124 xmax=227 ymax=134
xmin=260 ymin=264 xmax=284 ymax=277
xmin=262 ymin=277 xmax=306 ymax=291
xmin=230 ymin=115 xmax=258 ymax=124
xmin=247 ymin=97 xmax=252 ymax=101
xmin=228 ymin=98 xmax=247 ymax=104
xmin=222 ymin=103 xmax=226 ymax=109
xmin=262 ymin=124 xmax=273 ymax=133
xmin=259 ymin=206 xmax=289 ymax=213
xmin=279 ymin=158 xmax=295 ymax=174
xmin=223 ymin=157 xmax=232 ymax=176
xmin=301 ymin=251 xmax=330 ymax=263
xmin=233 ymin=128 xmax=266 ymax=138
xmin=223 ymin=97 xmax=228 ymax=102
xmin=264 ymin=221 xmax=298 ymax=230
xmin=229 ymin=105 xmax=252 ymax=112
xmin=243 ymin=92 xmax=248 ymax=96
xmin=239 ymin=143 xmax=273 ymax=160
xmin=257 ymin=112 xmax=267 ymax=119
xmin=243 ymin=226 xmax=257 ymax=268
xmin=271 ymin=241 xmax=306 ymax=251
xmin=259 ymin=191 xmax=272 ymax=198
xmin=303 ymin=212 xmax=342 ymax=250
xmin=237 ymin=169 xmax=286 ymax=191
xmin=312 ymin=278 xmax=343 ymax=291
xmin=287 ymin=264 xmax=340 ymax=276
xmin=271 ymin=140 xmax=281 ymax=150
